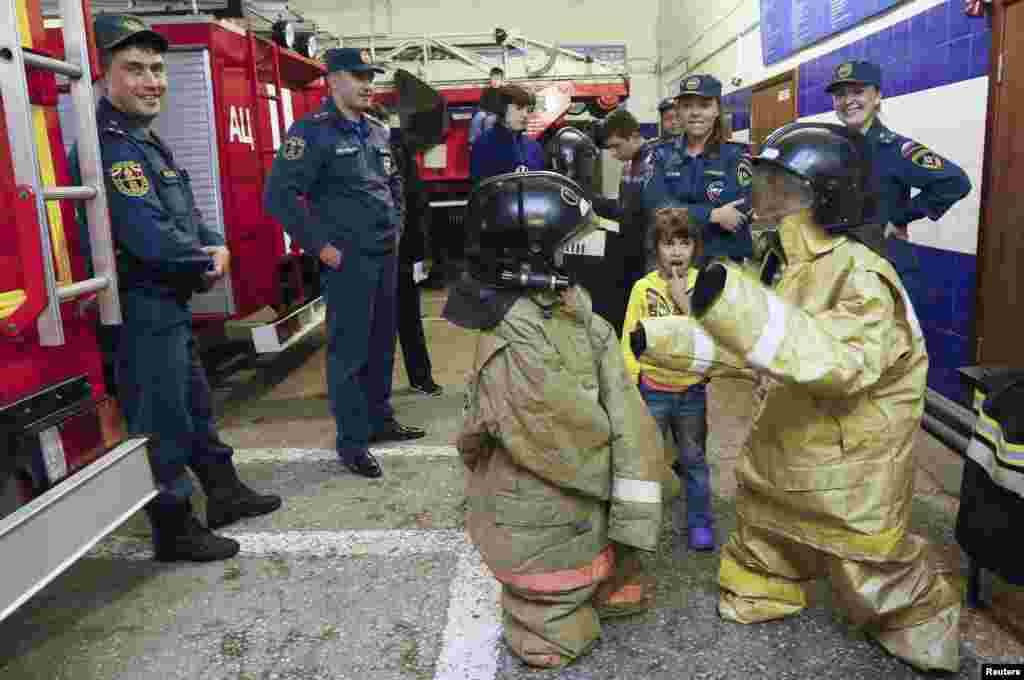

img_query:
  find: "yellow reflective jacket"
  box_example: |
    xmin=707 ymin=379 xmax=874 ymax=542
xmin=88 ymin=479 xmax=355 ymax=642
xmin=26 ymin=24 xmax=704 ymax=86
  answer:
xmin=457 ymin=287 xmax=666 ymax=584
xmin=642 ymin=215 xmax=927 ymax=558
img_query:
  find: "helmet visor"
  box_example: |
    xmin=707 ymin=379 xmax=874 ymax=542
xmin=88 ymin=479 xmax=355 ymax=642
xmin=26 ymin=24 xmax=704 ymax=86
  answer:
xmin=751 ymin=161 xmax=814 ymax=226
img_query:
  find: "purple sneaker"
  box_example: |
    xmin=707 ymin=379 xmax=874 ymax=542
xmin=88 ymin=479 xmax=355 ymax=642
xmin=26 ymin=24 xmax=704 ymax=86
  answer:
xmin=688 ymin=527 xmax=715 ymax=551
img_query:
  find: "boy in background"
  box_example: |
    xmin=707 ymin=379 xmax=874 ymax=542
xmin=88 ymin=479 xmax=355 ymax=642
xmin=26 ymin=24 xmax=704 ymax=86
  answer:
xmin=622 ymin=207 xmax=715 ymax=551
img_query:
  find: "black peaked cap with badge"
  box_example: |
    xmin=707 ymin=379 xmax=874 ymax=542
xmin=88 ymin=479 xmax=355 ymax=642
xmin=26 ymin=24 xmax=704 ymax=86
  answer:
xmin=94 ymin=13 xmax=168 ymax=51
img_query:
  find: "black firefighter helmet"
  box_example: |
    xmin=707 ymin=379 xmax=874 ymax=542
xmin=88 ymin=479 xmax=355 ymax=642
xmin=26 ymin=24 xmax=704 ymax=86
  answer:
xmin=545 ymin=126 xmax=599 ymax=195
xmin=754 ymin=122 xmax=873 ymax=230
xmin=464 ymin=171 xmax=597 ymax=291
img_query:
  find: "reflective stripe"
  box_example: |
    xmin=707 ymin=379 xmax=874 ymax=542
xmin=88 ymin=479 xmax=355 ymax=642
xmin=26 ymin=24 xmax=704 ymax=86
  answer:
xmin=897 ymin=285 xmax=923 ymax=339
xmin=491 ymin=545 xmax=614 ymax=592
xmin=975 ymin=409 xmax=1024 ymax=465
xmin=966 ymin=436 xmax=1024 ymax=498
xmin=612 ymin=477 xmax=661 ymax=504
xmin=690 ymin=326 xmax=715 ymax=374
xmin=718 ymin=553 xmax=806 ymax=606
xmin=747 ymin=293 xmax=786 ymax=370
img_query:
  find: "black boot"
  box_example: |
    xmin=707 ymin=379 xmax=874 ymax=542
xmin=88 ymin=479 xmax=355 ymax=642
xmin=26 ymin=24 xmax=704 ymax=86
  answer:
xmin=145 ymin=500 xmax=240 ymax=562
xmin=190 ymin=460 xmax=283 ymax=530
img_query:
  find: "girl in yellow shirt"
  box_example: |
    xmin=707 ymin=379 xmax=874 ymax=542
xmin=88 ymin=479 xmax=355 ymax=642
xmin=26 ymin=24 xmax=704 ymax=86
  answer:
xmin=622 ymin=207 xmax=715 ymax=550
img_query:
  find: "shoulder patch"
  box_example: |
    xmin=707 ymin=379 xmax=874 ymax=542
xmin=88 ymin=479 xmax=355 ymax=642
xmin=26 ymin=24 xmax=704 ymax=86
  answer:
xmin=877 ymin=129 xmax=897 ymax=144
xmin=900 ymin=141 xmax=925 ymax=159
xmin=737 ymin=157 xmax=753 ymax=187
xmin=911 ymin=147 xmax=944 ymax=171
xmin=109 ymin=160 xmax=150 ymax=197
xmin=281 ymin=136 xmax=306 ymax=161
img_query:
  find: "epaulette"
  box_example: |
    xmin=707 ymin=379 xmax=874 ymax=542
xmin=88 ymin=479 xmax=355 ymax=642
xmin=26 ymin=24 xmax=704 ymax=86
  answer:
xmin=877 ymin=129 xmax=898 ymax=144
xmin=100 ymin=121 xmax=126 ymax=137
xmin=311 ymin=111 xmax=330 ymax=121
xmin=364 ymin=113 xmax=386 ymax=128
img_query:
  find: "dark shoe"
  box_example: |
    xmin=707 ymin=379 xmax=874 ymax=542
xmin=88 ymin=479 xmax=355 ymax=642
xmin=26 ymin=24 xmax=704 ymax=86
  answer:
xmin=340 ymin=449 xmax=383 ymax=478
xmin=410 ymin=380 xmax=443 ymax=397
xmin=190 ymin=460 xmax=283 ymax=530
xmin=145 ymin=500 xmax=240 ymax=562
xmin=369 ymin=419 xmax=426 ymax=443
xmin=688 ymin=527 xmax=716 ymax=552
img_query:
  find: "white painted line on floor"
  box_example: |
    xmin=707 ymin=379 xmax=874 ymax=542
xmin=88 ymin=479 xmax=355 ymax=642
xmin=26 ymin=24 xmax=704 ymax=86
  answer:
xmin=88 ymin=529 xmax=503 ymax=680
xmin=230 ymin=445 xmax=458 ymax=464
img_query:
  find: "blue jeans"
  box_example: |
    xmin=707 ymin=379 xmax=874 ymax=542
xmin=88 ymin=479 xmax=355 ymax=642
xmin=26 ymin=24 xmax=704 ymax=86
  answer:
xmin=638 ymin=382 xmax=712 ymax=529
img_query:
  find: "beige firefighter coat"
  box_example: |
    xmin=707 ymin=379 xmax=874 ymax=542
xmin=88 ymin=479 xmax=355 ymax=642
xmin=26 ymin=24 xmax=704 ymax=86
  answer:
xmin=457 ymin=286 xmax=667 ymax=589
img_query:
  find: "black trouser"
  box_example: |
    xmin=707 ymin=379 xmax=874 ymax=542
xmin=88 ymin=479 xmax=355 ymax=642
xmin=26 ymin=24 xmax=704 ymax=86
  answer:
xmin=396 ymin=265 xmax=433 ymax=386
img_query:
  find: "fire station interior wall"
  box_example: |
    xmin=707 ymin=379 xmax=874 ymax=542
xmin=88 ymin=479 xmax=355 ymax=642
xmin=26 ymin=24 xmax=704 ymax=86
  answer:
xmin=657 ymin=0 xmax=989 ymax=405
xmin=293 ymin=0 xmax=660 ymax=121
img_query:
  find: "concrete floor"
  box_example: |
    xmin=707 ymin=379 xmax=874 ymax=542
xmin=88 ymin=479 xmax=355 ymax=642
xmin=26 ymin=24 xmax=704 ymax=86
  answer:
xmin=1 ymin=288 xmax=1022 ymax=680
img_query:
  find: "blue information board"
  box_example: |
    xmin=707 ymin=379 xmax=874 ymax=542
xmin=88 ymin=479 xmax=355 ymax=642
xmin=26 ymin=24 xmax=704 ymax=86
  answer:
xmin=760 ymin=0 xmax=903 ymax=65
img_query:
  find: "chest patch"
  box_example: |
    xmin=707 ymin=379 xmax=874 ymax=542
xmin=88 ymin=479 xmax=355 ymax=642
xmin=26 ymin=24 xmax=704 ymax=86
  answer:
xmin=737 ymin=158 xmax=753 ymax=187
xmin=911 ymin=148 xmax=944 ymax=170
xmin=282 ymin=136 xmax=306 ymax=160
xmin=110 ymin=160 xmax=150 ymax=197
xmin=645 ymin=289 xmax=677 ymax=318
xmin=706 ymin=179 xmax=726 ymax=202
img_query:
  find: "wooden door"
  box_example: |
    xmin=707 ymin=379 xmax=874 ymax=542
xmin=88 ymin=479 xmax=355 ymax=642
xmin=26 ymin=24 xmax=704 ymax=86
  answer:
xmin=749 ymin=72 xmax=798 ymax=154
xmin=976 ymin=0 xmax=1024 ymax=364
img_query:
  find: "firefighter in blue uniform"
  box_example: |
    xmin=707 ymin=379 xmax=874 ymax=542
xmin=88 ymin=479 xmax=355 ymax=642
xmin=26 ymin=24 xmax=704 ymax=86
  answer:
xmin=825 ymin=60 xmax=971 ymax=281
xmin=82 ymin=14 xmax=281 ymax=562
xmin=264 ymin=48 xmax=425 ymax=480
xmin=643 ymin=75 xmax=753 ymax=262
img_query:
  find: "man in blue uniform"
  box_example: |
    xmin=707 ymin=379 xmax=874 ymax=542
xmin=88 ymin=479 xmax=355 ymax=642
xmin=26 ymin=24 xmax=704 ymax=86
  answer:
xmin=825 ymin=60 xmax=971 ymax=246
xmin=264 ymin=48 xmax=425 ymax=480
xmin=642 ymin=75 xmax=753 ymax=262
xmin=84 ymin=14 xmax=281 ymax=562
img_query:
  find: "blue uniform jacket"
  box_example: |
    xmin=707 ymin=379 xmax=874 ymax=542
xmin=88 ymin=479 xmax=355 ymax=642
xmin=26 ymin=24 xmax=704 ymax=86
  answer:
xmin=863 ymin=119 xmax=971 ymax=228
xmin=642 ymin=136 xmax=754 ymax=260
xmin=469 ymin=124 xmax=545 ymax=181
xmin=263 ymin=97 xmax=404 ymax=258
xmin=72 ymin=97 xmax=219 ymax=328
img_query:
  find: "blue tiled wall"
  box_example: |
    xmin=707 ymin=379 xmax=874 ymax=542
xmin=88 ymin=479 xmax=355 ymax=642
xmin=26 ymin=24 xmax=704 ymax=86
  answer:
xmin=799 ymin=0 xmax=991 ymax=118
xmin=723 ymin=0 xmax=991 ymax=132
xmin=905 ymin=246 xmax=977 ymax=405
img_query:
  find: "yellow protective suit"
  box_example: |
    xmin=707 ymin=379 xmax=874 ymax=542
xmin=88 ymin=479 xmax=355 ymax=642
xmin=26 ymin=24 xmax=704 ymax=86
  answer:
xmin=639 ymin=211 xmax=960 ymax=672
xmin=458 ymin=286 xmax=668 ymax=668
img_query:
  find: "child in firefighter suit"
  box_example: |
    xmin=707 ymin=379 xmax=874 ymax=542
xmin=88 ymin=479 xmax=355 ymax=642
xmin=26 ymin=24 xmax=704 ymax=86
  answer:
xmin=444 ymin=170 xmax=668 ymax=669
xmin=623 ymin=207 xmax=717 ymax=552
xmin=631 ymin=123 xmax=961 ymax=672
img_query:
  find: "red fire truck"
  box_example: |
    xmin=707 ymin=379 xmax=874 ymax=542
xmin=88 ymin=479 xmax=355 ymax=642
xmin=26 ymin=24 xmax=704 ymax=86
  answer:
xmin=0 ymin=0 xmax=155 ymax=622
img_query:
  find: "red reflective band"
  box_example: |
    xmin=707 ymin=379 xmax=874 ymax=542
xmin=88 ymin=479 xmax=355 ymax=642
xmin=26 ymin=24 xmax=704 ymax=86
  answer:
xmin=492 ymin=545 xmax=615 ymax=592
xmin=600 ymin=582 xmax=646 ymax=606
xmin=29 ymin=398 xmax=121 ymax=489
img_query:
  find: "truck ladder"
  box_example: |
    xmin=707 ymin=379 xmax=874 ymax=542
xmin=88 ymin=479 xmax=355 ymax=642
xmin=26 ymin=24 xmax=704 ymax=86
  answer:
xmin=0 ymin=0 xmax=121 ymax=346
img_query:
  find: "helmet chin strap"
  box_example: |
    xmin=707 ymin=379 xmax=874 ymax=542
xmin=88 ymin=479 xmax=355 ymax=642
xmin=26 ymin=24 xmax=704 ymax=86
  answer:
xmin=499 ymin=268 xmax=571 ymax=291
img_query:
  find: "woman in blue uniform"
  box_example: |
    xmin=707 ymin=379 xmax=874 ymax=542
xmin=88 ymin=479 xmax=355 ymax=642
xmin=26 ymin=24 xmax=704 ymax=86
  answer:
xmin=825 ymin=60 xmax=971 ymax=268
xmin=642 ymin=75 xmax=753 ymax=262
